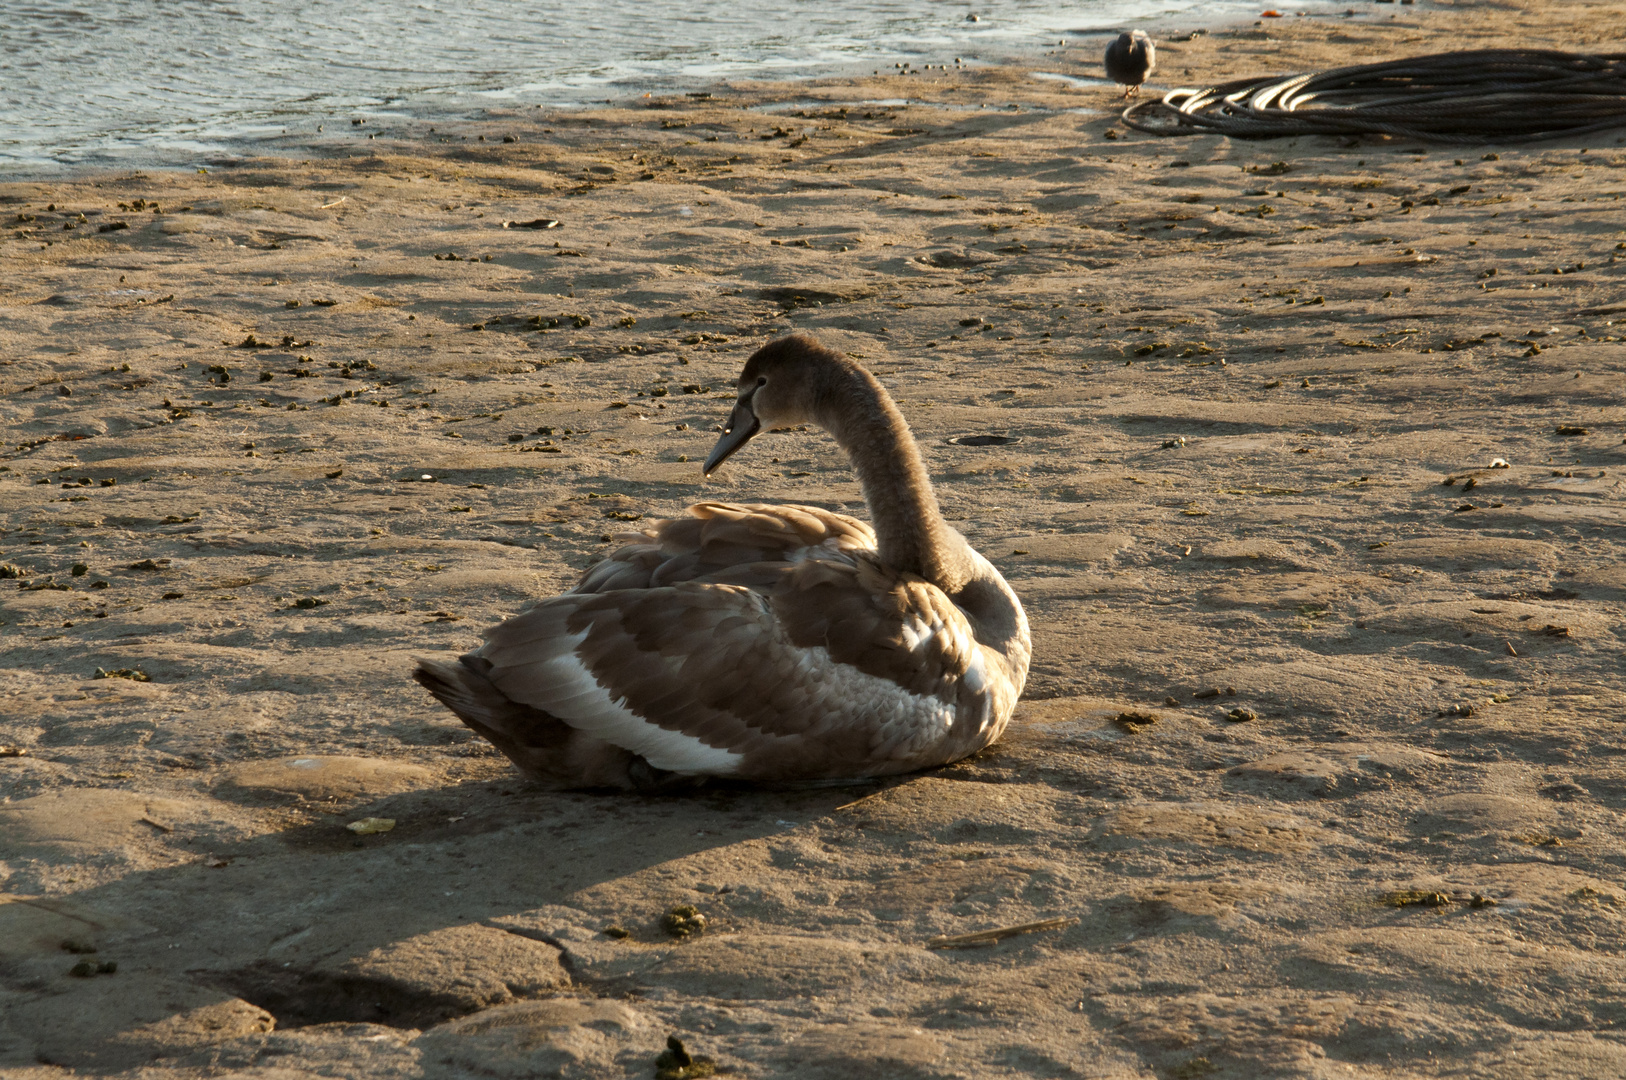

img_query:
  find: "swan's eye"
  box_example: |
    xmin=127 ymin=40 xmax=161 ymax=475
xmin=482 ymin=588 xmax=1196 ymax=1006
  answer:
xmin=756 ymin=376 xmax=767 ymax=387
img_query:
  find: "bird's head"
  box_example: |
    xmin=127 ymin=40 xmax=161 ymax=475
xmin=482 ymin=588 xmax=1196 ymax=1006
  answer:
xmin=703 ymin=332 xmax=848 ymax=475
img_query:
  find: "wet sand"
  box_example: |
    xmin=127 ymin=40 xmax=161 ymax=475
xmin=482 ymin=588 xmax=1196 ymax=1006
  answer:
xmin=3 ymin=2 xmax=1626 ymax=1077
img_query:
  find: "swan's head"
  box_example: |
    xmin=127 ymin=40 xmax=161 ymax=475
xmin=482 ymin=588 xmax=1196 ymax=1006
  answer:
xmin=704 ymin=332 xmax=850 ymax=475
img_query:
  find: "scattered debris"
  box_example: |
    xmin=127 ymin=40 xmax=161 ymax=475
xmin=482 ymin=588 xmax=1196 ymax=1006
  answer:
xmin=654 ymin=1035 xmax=716 ymax=1080
xmin=95 ymin=668 xmax=151 ymax=682
xmin=1570 ymin=886 xmax=1622 ymax=906
xmin=662 ymin=905 xmax=708 ymax=939
xmin=1115 ymin=711 xmax=1160 ymax=730
xmin=926 ymin=916 xmax=1079 ymax=949
xmin=1193 ymin=686 xmax=1236 ymax=700
xmin=346 ymin=817 xmax=396 ymax=835
xmin=1382 ymin=890 xmax=1452 ymax=908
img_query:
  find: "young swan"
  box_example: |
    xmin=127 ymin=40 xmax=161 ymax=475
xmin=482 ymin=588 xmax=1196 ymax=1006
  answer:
xmin=414 ymin=332 xmax=1030 ymax=788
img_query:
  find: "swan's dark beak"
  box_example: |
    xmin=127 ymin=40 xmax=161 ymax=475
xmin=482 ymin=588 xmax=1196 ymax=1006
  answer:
xmin=703 ymin=398 xmax=761 ymax=476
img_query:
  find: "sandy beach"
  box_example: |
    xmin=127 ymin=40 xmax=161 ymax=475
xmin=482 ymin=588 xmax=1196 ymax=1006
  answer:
xmin=3 ymin=2 xmax=1626 ymax=1076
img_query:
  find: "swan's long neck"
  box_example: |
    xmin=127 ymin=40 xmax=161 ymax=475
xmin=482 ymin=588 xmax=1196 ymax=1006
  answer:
xmin=816 ymin=367 xmax=972 ymax=594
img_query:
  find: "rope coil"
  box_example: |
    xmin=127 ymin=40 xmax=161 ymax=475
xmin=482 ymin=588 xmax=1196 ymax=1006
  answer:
xmin=1122 ymin=48 xmax=1626 ymax=143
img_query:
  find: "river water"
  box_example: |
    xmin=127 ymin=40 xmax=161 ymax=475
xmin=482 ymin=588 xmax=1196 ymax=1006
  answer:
xmin=3 ymin=0 xmax=1287 ymax=171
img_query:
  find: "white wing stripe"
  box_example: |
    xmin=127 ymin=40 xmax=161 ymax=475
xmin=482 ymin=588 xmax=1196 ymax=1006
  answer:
xmin=498 ymin=630 xmax=745 ymax=775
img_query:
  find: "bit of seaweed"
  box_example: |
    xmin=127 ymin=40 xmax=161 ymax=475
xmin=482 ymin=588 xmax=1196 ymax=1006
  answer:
xmin=1383 ymin=890 xmax=1451 ymax=908
xmin=95 ymin=668 xmax=151 ymax=682
xmin=662 ymin=905 xmax=708 ymax=939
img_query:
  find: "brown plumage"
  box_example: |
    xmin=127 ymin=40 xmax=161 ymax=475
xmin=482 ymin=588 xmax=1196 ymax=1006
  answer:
xmin=1104 ymin=30 xmax=1156 ymax=98
xmin=414 ymin=333 xmax=1031 ymax=788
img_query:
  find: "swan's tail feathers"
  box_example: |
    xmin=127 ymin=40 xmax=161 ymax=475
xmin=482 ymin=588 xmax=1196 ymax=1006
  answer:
xmin=413 ymin=653 xmax=672 ymax=790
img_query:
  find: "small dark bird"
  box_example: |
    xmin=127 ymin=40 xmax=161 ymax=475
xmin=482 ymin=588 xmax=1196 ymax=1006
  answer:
xmin=1104 ymin=30 xmax=1155 ymax=98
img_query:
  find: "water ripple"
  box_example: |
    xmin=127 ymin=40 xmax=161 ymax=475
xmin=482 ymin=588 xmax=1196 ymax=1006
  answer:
xmin=4 ymin=0 xmax=1269 ymax=169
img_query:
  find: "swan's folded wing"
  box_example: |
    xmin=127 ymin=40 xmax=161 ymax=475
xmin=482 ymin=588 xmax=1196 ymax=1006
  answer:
xmin=574 ymin=501 xmax=877 ymax=594
xmin=773 ymin=555 xmax=982 ymax=701
xmin=475 ymin=567 xmax=975 ymax=779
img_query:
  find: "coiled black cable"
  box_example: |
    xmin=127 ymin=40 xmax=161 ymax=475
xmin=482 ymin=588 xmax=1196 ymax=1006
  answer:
xmin=1121 ymin=49 xmax=1626 ymax=143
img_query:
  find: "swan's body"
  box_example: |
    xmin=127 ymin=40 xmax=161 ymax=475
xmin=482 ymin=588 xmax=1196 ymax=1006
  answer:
xmin=1105 ymin=30 xmax=1156 ymax=98
xmin=413 ymin=333 xmax=1030 ymax=788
